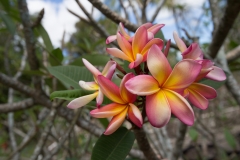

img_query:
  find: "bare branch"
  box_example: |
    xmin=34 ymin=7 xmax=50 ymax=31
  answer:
xmin=31 ymin=8 xmax=44 ymax=28
xmin=0 ymin=98 xmax=35 ymax=113
xmin=119 ymin=0 xmax=129 ymax=20
xmin=67 ymin=8 xmax=90 ymax=24
xmin=128 ymin=0 xmax=141 ymax=25
xmin=208 ymin=0 xmax=240 ymax=59
xmin=150 ymin=0 xmax=167 ymax=23
xmin=18 ymin=0 xmax=42 ymax=90
xmin=133 ymin=126 xmax=161 ymax=160
xmin=226 ymin=45 xmax=240 ymax=62
xmin=141 ymin=0 xmax=147 ymax=23
xmin=172 ymin=122 xmax=188 ymax=160
xmin=43 ymin=109 xmax=82 ymax=160
xmin=87 ymin=0 xmax=138 ymax=32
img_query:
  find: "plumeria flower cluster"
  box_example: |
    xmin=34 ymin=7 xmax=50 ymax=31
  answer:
xmin=67 ymin=22 xmax=226 ymax=135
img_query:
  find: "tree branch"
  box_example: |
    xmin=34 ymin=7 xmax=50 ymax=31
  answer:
xmin=0 ymin=98 xmax=35 ymax=113
xmin=226 ymin=45 xmax=240 ymax=62
xmin=31 ymin=8 xmax=44 ymax=28
xmin=87 ymin=0 xmax=138 ymax=32
xmin=208 ymin=0 xmax=240 ymax=59
xmin=150 ymin=0 xmax=167 ymax=23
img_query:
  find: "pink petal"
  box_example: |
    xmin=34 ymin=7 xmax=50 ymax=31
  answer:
xmin=67 ymin=92 xmax=98 ymax=109
xmin=147 ymin=24 xmax=165 ymax=35
xmin=125 ymin=75 xmax=160 ymax=96
xmin=182 ymin=43 xmax=204 ymax=60
xmin=90 ymin=103 xmax=126 ymax=118
xmin=206 ymin=66 xmax=226 ymax=81
xmin=97 ymin=75 xmax=125 ymax=104
xmin=188 ymin=83 xmax=217 ymax=99
xmin=117 ymin=32 xmax=134 ymax=61
xmin=164 ymin=89 xmax=194 ymax=126
xmin=195 ymin=60 xmax=214 ymax=81
xmin=132 ymin=26 xmax=148 ymax=58
xmin=163 ymin=60 xmax=201 ymax=91
xmin=101 ymin=61 xmax=116 ymax=79
xmin=147 ymin=44 xmax=172 ymax=86
xmin=118 ymin=22 xmax=131 ymax=41
xmin=82 ymin=58 xmax=101 ymax=79
xmin=128 ymin=103 xmax=143 ymax=128
xmin=106 ymin=48 xmax=132 ymax=61
xmin=164 ymin=39 xmax=171 ymax=57
xmin=106 ymin=35 xmax=117 ymax=44
xmin=146 ymin=91 xmax=171 ymax=127
xmin=187 ymin=89 xmax=209 ymax=110
xmin=141 ymin=38 xmax=164 ymax=56
xmin=104 ymin=107 xmax=128 ymax=135
xmin=142 ymin=23 xmax=153 ymax=29
xmin=120 ymin=73 xmax=137 ymax=103
xmin=147 ymin=32 xmax=154 ymax=41
xmin=128 ymin=54 xmax=143 ymax=69
xmin=173 ymin=31 xmax=187 ymax=52
xmin=79 ymin=81 xmax=99 ymax=90
xmin=96 ymin=88 xmax=104 ymax=108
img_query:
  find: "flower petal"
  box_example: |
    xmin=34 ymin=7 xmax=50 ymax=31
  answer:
xmin=101 ymin=61 xmax=116 ymax=79
xmin=120 ymin=73 xmax=137 ymax=103
xmin=117 ymin=32 xmax=134 ymax=61
xmin=146 ymin=90 xmax=171 ymax=127
xmin=147 ymin=24 xmax=165 ymax=35
xmin=79 ymin=81 xmax=99 ymax=90
xmin=98 ymin=75 xmax=125 ymax=104
xmin=188 ymin=83 xmax=217 ymax=99
xmin=118 ymin=22 xmax=131 ymax=41
xmin=128 ymin=54 xmax=143 ymax=69
xmin=141 ymin=38 xmax=164 ymax=56
xmin=163 ymin=60 xmax=201 ymax=91
xmin=147 ymin=44 xmax=172 ymax=86
xmin=82 ymin=58 xmax=101 ymax=79
xmin=164 ymin=39 xmax=171 ymax=57
xmin=125 ymin=75 xmax=160 ymax=96
xmin=164 ymin=89 xmax=194 ymax=126
xmin=182 ymin=43 xmax=204 ymax=60
xmin=187 ymin=89 xmax=209 ymax=110
xmin=128 ymin=103 xmax=143 ymax=128
xmin=106 ymin=48 xmax=132 ymax=61
xmin=106 ymin=35 xmax=117 ymax=44
xmin=206 ymin=66 xmax=226 ymax=81
xmin=173 ymin=31 xmax=187 ymax=52
xmin=132 ymin=26 xmax=148 ymax=58
xmin=96 ymin=88 xmax=104 ymax=108
xmin=67 ymin=92 xmax=98 ymax=109
xmin=104 ymin=107 xmax=128 ymax=135
xmin=90 ymin=103 xmax=126 ymax=118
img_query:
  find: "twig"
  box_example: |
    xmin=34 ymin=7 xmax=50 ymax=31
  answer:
xmin=43 ymin=109 xmax=82 ymax=160
xmin=208 ymin=0 xmax=240 ymax=59
xmin=87 ymin=0 xmax=138 ymax=32
xmin=150 ymin=0 xmax=167 ymax=23
xmin=0 ymin=98 xmax=34 ymax=113
xmin=172 ymin=122 xmax=188 ymax=160
xmin=30 ymin=108 xmax=58 ymax=160
xmin=133 ymin=125 xmax=161 ymax=160
xmin=31 ymin=8 xmax=44 ymax=28
xmin=67 ymin=8 xmax=90 ymax=24
xmin=128 ymin=0 xmax=141 ymax=25
xmin=119 ymin=0 xmax=129 ymax=20
xmin=141 ymin=0 xmax=148 ymax=23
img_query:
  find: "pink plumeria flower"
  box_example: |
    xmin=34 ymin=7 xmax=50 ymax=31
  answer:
xmin=184 ymin=83 xmax=217 ymax=110
xmin=90 ymin=73 xmax=143 ymax=135
xmin=106 ymin=22 xmax=165 ymax=44
xmin=67 ymin=59 xmax=116 ymax=109
xmin=173 ymin=31 xmax=226 ymax=81
xmin=106 ymin=25 xmax=164 ymax=69
xmin=125 ymin=45 xmax=202 ymax=127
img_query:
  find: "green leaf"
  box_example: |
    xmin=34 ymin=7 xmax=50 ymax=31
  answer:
xmin=49 ymin=48 xmax=64 ymax=66
xmin=47 ymin=65 xmax=93 ymax=89
xmin=224 ymin=128 xmax=237 ymax=149
xmin=188 ymin=128 xmax=198 ymax=142
xmin=50 ymin=89 xmax=93 ymax=100
xmin=0 ymin=1 xmax=10 ymax=10
xmin=155 ymin=30 xmax=165 ymax=40
xmin=0 ymin=11 xmax=15 ymax=35
xmin=98 ymin=118 xmax=109 ymax=129
xmin=92 ymin=127 xmax=135 ymax=160
xmin=35 ymin=24 xmax=54 ymax=52
xmin=200 ymin=78 xmax=226 ymax=89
